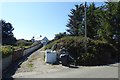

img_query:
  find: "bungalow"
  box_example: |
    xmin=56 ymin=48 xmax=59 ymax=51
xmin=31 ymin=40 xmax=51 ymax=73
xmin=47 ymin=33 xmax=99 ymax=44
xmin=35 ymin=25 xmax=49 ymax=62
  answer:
xmin=41 ymin=37 xmax=49 ymax=46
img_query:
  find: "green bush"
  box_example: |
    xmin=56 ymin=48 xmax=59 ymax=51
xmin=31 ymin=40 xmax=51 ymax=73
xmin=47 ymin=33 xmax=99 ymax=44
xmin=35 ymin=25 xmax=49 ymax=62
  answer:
xmin=31 ymin=42 xmax=39 ymax=47
xmin=80 ymin=41 xmax=116 ymax=66
xmin=2 ymin=46 xmax=14 ymax=58
xmin=16 ymin=40 xmax=33 ymax=47
xmin=111 ymin=41 xmax=120 ymax=62
xmin=45 ymin=36 xmax=117 ymax=65
xmin=45 ymin=36 xmax=88 ymax=61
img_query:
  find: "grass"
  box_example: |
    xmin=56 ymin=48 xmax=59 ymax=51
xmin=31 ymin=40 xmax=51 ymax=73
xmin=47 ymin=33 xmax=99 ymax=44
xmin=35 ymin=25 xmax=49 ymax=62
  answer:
xmin=2 ymin=46 xmax=14 ymax=58
xmin=28 ymin=63 xmax=33 ymax=68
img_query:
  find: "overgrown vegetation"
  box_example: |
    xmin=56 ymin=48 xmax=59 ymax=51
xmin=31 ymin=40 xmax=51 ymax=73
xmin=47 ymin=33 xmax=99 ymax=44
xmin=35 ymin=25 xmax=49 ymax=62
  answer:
xmin=45 ymin=36 xmax=118 ymax=65
xmin=2 ymin=46 xmax=14 ymax=58
xmin=50 ymin=2 xmax=120 ymax=66
xmin=16 ymin=39 xmax=33 ymax=47
xmin=15 ymin=39 xmax=39 ymax=49
xmin=1 ymin=2 xmax=120 ymax=65
xmin=28 ymin=63 xmax=33 ymax=68
xmin=2 ymin=41 xmax=41 ymax=58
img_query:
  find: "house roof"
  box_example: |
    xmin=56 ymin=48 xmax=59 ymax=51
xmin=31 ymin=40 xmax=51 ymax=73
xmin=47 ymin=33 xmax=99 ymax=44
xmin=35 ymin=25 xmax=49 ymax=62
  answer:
xmin=42 ymin=37 xmax=49 ymax=41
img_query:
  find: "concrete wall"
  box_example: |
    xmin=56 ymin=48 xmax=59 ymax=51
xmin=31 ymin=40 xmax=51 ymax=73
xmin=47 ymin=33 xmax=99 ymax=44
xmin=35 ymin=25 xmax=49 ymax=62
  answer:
xmin=23 ymin=44 xmax=42 ymax=56
xmin=0 ymin=56 xmax=2 ymax=78
xmin=2 ymin=55 xmax=12 ymax=70
xmin=2 ymin=43 xmax=42 ymax=71
xmin=12 ymin=49 xmax=24 ymax=62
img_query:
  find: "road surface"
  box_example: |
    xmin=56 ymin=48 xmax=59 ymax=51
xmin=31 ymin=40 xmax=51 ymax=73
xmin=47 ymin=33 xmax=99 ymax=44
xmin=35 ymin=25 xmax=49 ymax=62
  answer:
xmin=13 ymin=63 xmax=119 ymax=78
xmin=3 ymin=46 xmax=119 ymax=79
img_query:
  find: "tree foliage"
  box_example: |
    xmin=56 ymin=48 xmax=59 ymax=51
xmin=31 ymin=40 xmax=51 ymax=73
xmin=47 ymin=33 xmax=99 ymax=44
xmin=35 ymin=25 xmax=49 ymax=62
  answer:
xmin=16 ymin=39 xmax=33 ymax=47
xmin=66 ymin=2 xmax=120 ymax=43
xmin=66 ymin=4 xmax=85 ymax=36
xmin=45 ymin=36 xmax=117 ymax=65
xmin=0 ymin=20 xmax=17 ymax=45
xmin=54 ymin=32 xmax=67 ymax=40
xmin=86 ymin=3 xmax=100 ymax=39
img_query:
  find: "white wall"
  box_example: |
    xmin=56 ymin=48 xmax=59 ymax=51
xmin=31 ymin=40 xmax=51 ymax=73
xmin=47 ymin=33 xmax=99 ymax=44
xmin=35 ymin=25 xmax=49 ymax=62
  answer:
xmin=23 ymin=44 xmax=42 ymax=56
xmin=2 ymin=43 xmax=42 ymax=71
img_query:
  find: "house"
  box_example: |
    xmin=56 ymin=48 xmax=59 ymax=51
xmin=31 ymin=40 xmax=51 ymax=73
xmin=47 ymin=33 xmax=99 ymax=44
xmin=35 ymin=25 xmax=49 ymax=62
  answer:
xmin=41 ymin=37 xmax=49 ymax=46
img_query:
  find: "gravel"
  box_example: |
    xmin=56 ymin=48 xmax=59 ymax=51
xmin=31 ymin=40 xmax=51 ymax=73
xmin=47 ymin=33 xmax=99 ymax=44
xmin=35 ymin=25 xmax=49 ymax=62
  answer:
xmin=14 ymin=48 xmax=72 ymax=75
xmin=12 ymin=47 xmax=119 ymax=78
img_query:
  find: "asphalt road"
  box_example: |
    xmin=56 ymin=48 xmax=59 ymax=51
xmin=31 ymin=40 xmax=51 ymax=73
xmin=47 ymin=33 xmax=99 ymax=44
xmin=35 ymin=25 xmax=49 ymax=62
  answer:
xmin=13 ymin=63 xmax=119 ymax=78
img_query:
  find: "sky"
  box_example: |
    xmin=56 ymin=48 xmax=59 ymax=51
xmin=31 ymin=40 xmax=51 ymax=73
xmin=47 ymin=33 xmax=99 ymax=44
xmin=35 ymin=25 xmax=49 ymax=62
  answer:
xmin=1 ymin=2 xmax=105 ymax=40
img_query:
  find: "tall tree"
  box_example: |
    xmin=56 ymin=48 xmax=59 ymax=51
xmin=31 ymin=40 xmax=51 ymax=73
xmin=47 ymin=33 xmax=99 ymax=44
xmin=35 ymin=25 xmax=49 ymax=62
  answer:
xmin=97 ymin=2 xmax=120 ymax=42
xmin=86 ymin=3 xmax=100 ymax=39
xmin=54 ymin=32 xmax=67 ymax=40
xmin=0 ymin=20 xmax=16 ymax=45
xmin=66 ymin=2 xmax=120 ymax=42
xmin=113 ymin=2 xmax=120 ymax=41
xmin=66 ymin=4 xmax=85 ymax=36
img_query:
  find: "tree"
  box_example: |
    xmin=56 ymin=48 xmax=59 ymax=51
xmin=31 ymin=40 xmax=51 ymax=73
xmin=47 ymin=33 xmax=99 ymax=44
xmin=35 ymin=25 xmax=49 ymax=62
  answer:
xmin=0 ymin=20 xmax=16 ymax=45
xmin=66 ymin=3 xmax=101 ymax=38
xmin=54 ymin=32 xmax=67 ymax=40
xmin=66 ymin=2 xmax=120 ymax=42
xmin=112 ymin=2 xmax=120 ymax=41
xmin=97 ymin=2 xmax=120 ymax=42
xmin=86 ymin=3 xmax=100 ymax=39
xmin=31 ymin=36 xmax=35 ymax=42
xmin=66 ymin=4 xmax=85 ymax=36
xmin=40 ymin=35 xmax=42 ymax=38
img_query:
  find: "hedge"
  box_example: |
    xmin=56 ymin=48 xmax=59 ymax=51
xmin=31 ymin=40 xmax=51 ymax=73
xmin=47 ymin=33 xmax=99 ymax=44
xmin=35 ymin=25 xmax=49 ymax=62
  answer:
xmin=45 ymin=36 xmax=118 ymax=66
xmin=2 ymin=41 xmax=42 ymax=58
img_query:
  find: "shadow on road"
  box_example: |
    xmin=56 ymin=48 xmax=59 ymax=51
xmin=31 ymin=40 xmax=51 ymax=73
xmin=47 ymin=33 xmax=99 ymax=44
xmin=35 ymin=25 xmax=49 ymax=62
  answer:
xmin=107 ymin=63 xmax=119 ymax=67
xmin=2 ymin=48 xmax=41 ymax=79
xmin=68 ymin=65 xmax=79 ymax=68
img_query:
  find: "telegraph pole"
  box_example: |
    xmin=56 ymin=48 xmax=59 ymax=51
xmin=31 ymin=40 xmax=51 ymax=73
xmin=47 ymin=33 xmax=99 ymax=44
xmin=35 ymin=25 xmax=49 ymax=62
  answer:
xmin=84 ymin=2 xmax=87 ymax=53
